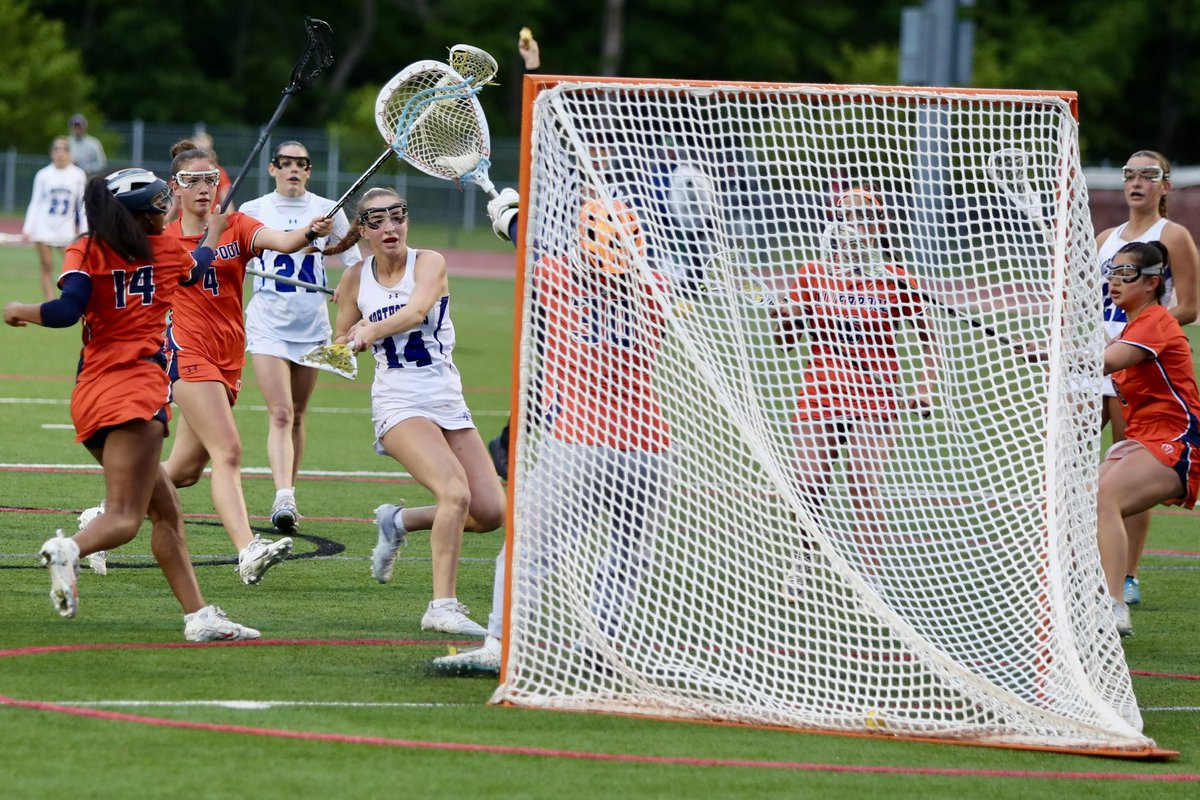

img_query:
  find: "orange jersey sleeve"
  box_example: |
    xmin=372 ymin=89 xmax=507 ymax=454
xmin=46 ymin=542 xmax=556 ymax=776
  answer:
xmin=1112 ymin=304 xmax=1200 ymax=444
xmin=165 ymin=212 xmax=266 ymax=372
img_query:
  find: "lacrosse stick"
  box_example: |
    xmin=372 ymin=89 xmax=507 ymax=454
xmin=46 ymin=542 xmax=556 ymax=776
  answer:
xmin=448 ymin=44 xmax=499 ymax=87
xmin=817 ymin=222 xmax=1022 ymax=348
xmin=245 ymin=266 xmax=332 ymax=294
xmin=221 ymin=17 xmax=334 ymax=212
xmin=378 ymin=60 xmax=499 ymax=197
xmin=321 ymin=53 xmax=499 ymax=221
xmin=987 ymin=148 xmax=1051 ymax=242
xmin=298 ymin=343 xmax=357 ymax=379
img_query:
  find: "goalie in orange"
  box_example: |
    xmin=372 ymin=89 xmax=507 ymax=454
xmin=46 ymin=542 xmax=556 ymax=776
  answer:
xmin=435 ymin=193 xmax=674 ymax=675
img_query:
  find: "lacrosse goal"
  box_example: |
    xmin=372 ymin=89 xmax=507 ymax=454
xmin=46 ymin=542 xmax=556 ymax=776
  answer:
xmin=494 ymin=75 xmax=1162 ymax=757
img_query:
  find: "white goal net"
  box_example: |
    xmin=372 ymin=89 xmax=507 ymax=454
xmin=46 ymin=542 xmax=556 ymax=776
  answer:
xmin=494 ymin=78 xmax=1154 ymax=755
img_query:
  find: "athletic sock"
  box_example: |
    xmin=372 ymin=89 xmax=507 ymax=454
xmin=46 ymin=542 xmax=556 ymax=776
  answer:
xmin=392 ymin=507 xmax=408 ymax=534
xmin=275 ymin=488 xmax=295 ymax=502
xmin=431 ymin=597 xmax=457 ymax=609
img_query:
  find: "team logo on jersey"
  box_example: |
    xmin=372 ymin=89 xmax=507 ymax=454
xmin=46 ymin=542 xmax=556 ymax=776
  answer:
xmin=215 ymin=242 xmax=242 ymax=261
xmin=1162 ymin=443 xmax=1177 ymax=457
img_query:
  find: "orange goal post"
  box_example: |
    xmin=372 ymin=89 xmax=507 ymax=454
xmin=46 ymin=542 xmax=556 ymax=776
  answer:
xmin=493 ymin=74 xmax=1167 ymax=757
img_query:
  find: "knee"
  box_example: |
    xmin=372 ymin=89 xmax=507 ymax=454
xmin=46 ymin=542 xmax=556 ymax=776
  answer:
xmin=468 ymin=499 xmax=505 ymax=533
xmin=437 ymin=482 xmax=472 ymax=518
xmin=168 ymin=462 xmax=202 ymax=488
xmin=268 ymin=404 xmax=294 ymax=431
xmin=210 ymin=439 xmax=244 ymax=472
xmin=104 ymin=509 xmax=143 ymax=546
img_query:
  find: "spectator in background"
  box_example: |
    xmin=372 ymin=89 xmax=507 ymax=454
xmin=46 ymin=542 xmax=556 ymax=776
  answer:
xmin=23 ymin=137 xmax=87 ymax=300
xmin=67 ymin=114 xmax=106 ymax=176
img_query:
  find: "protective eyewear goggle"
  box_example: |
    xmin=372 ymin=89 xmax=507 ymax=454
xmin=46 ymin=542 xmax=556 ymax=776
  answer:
xmin=837 ymin=206 xmax=881 ymax=223
xmin=1121 ymin=166 xmax=1166 ymax=183
xmin=272 ymin=156 xmax=312 ymax=170
xmin=1103 ymin=260 xmax=1165 ymax=283
xmin=174 ymin=169 xmax=221 ymax=189
xmin=359 ymin=202 xmax=408 ymax=229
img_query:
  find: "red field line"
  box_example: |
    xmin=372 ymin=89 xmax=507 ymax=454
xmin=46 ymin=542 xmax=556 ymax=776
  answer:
xmin=0 ymin=639 xmax=1197 ymax=781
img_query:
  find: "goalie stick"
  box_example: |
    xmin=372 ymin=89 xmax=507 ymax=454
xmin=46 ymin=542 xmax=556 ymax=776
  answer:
xmin=321 ymin=51 xmax=500 ymax=221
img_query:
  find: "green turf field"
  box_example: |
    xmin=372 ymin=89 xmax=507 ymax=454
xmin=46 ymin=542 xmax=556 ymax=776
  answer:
xmin=1 ymin=242 xmax=1199 ymax=798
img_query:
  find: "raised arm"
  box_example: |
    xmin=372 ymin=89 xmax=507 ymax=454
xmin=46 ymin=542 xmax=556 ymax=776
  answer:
xmin=253 ymin=214 xmax=334 ymax=254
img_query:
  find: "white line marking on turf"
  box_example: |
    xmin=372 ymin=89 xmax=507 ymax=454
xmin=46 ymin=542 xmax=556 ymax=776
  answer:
xmin=0 ymin=397 xmax=507 ymax=417
xmin=0 ymin=463 xmax=414 ymax=479
xmin=39 ymin=424 xmax=74 ymax=429
xmin=57 ymin=700 xmax=472 ymax=709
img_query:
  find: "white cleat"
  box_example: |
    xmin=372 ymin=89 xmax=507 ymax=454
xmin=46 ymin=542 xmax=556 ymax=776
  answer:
xmin=237 ymin=535 xmax=293 ymax=585
xmin=40 ymin=530 xmax=80 ymax=618
xmin=371 ymin=502 xmax=406 ymax=583
xmin=270 ymin=496 xmax=299 ymax=533
xmin=184 ymin=605 xmax=261 ymax=642
xmin=432 ymin=635 xmax=501 ymax=676
xmin=421 ymin=601 xmax=487 ymax=636
xmin=86 ymin=551 xmax=108 ymax=576
xmin=78 ymin=503 xmax=108 ymax=576
xmin=1112 ymin=597 xmax=1133 ymax=638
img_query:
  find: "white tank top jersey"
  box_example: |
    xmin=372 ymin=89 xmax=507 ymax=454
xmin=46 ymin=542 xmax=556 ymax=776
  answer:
xmin=1098 ymin=218 xmax=1172 ymax=337
xmin=356 ymin=250 xmax=463 ymax=406
xmin=22 ymin=163 xmax=88 ymax=246
xmin=241 ymin=191 xmax=362 ymax=343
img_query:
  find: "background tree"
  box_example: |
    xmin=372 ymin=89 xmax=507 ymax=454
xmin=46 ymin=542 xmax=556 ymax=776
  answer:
xmin=0 ymin=0 xmax=94 ymax=151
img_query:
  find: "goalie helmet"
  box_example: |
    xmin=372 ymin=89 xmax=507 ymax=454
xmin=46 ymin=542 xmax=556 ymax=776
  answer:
xmin=105 ymin=168 xmax=171 ymax=215
xmin=578 ymin=198 xmax=645 ymax=274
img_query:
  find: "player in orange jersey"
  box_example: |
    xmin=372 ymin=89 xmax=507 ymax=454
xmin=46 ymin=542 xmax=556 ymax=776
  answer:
xmin=774 ymin=187 xmax=937 ymax=580
xmin=3 ymin=169 xmax=258 ymax=640
xmin=1097 ymin=241 xmax=1200 ymax=637
xmin=1094 ymin=150 xmax=1199 ymax=607
xmin=161 ymin=139 xmax=331 ymax=585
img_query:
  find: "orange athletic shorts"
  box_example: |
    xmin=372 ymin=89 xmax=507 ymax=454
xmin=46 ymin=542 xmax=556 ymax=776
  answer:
xmin=72 ymin=359 xmax=172 ymax=444
xmin=170 ymin=351 xmax=243 ymax=405
xmin=1107 ymin=438 xmax=1200 ymax=510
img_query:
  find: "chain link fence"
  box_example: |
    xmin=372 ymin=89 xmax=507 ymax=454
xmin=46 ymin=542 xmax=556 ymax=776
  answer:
xmin=2 ymin=120 xmax=521 ymax=234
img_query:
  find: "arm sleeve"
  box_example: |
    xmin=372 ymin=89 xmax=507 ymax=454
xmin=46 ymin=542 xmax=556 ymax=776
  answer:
xmin=39 ymin=272 xmax=91 ymax=327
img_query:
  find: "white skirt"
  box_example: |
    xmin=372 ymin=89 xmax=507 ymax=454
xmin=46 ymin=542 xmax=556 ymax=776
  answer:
xmin=245 ymin=328 xmax=327 ymax=365
xmin=372 ymin=395 xmax=476 ymax=455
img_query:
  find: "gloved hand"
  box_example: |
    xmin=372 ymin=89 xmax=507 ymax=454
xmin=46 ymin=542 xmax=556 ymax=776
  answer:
xmin=487 ymin=187 xmax=520 ymax=242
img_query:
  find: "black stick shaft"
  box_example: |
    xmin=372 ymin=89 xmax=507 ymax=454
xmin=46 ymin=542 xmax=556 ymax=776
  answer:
xmin=222 ymin=93 xmax=297 ymax=213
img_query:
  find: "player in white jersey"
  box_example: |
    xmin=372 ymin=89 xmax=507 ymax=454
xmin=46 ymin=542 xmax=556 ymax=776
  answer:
xmin=329 ymin=188 xmax=504 ymax=636
xmin=241 ymin=141 xmax=362 ymax=531
xmin=1093 ymin=149 xmax=1199 ymax=607
xmin=23 ymin=137 xmax=87 ymax=300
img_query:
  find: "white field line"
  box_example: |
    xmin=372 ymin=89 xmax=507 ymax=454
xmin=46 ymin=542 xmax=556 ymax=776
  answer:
xmin=0 ymin=397 xmax=507 ymax=417
xmin=0 ymin=463 xmax=413 ymax=478
xmin=49 ymin=700 xmax=472 ymax=710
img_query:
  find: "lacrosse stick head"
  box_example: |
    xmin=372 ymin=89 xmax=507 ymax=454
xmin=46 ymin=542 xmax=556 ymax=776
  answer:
xmin=448 ymin=44 xmax=498 ymax=88
xmin=578 ymin=198 xmax=645 ymax=275
xmin=819 ymin=221 xmax=887 ymax=278
xmin=374 ymin=61 xmax=494 ymax=192
xmin=987 ymin=148 xmax=1046 ymax=226
xmin=286 ymin=17 xmax=334 ymax=94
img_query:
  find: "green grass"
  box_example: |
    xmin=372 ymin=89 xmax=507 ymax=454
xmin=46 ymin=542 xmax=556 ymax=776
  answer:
xmin=2 ymin=243 xmax=1200 ymax=798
